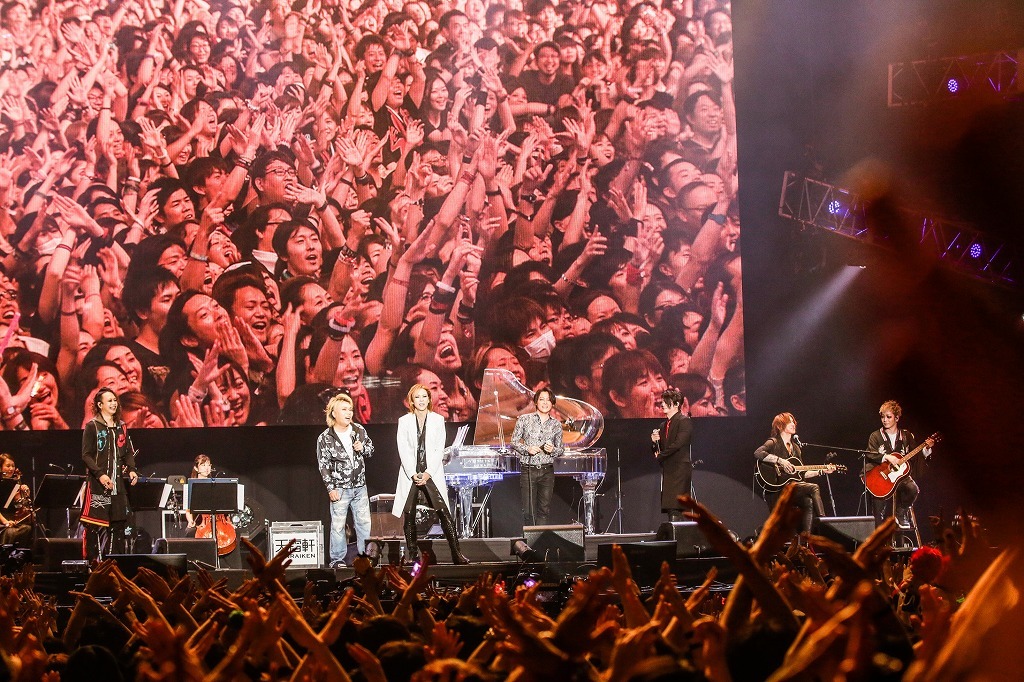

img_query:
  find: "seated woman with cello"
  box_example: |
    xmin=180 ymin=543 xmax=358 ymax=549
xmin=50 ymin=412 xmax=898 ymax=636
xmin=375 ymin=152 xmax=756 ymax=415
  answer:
xmin=185 ymin=454 xmax=240 ymax=567
xmin=0 ymin=453 xmax=33 ymax=548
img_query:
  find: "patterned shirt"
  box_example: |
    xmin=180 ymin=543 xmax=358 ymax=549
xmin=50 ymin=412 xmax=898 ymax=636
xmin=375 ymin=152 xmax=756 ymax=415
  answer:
xmin=316 ymin=423 xmax=374 ymax=491
xmin=511 ymin=412 xmax=565 ymax=466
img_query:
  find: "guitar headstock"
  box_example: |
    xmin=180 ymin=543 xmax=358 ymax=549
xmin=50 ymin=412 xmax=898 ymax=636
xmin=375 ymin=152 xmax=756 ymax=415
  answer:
xmin=927 ymin=432 xmax=942 ymax=445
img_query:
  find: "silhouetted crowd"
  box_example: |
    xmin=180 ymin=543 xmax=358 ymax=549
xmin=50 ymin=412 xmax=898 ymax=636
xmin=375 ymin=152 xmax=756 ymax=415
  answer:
xmin=0 ymin=491 xmax=1015 ymax=680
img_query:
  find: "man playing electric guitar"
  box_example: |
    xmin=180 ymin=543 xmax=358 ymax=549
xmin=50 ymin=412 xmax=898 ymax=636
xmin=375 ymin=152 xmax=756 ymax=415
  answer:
xmin=865 ymin=400 xmax=934 ymax=528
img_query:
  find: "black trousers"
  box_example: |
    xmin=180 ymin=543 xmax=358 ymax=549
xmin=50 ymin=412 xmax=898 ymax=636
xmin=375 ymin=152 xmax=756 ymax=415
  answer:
xmin=520 ymin=463 xmax=555 ymax=527
xmin=869 ymin=476 xmax=919 ymax=526
xmin=766 ymin=481 xmax=824 ymax=534
xmin=84 ymin=520 xmax=128 ymax=561
xmin=402 ymin=478 xmax=462 ymax=561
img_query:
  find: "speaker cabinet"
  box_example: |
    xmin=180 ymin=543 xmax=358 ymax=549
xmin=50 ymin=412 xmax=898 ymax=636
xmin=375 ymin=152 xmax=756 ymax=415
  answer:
xmin=813 ymin=516 xmax=876 ymax=552
xmin=106 ymin=553 xmax=188 ymax=578
xmin=656 ymin=521 xmax=711 ymax=558
xmin=597 ymin=541 xmax=676 ymax=590
xmin=34 ymin=537 xmax=83 ymax=571
xmin=523 ymin=523 xmax=585 ymax=562
xmin=155 ymin=538 xmax=218 ymax=567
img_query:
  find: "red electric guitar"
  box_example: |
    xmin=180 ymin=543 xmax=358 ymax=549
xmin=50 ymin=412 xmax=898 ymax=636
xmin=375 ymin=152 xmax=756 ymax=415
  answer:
xmin=865 ymin=432 xmax=941 ymax=498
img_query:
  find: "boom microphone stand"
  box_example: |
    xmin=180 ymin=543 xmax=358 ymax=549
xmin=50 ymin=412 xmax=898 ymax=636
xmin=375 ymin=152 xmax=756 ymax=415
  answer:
xmin=797 ymin=441 xmax=874 ymax=517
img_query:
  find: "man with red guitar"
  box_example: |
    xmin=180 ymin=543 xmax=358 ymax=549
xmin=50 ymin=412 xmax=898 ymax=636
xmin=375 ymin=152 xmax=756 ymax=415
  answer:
xmin=865 ymin=400 xmax=935 ymax=528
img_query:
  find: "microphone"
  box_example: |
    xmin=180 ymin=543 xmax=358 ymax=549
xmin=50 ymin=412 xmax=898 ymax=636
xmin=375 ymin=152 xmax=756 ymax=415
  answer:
xmin=48 ymin=463 xmax=67 ymax=473
xmin=793 ymin=435 xmax=804 ymax=448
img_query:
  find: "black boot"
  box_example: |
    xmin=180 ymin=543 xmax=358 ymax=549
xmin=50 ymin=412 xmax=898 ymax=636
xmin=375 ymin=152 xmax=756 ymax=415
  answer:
xmin=438 ymin=508 xmax=470 ymax=564
xmin=403 ymin=516 xmax=420 ymax=563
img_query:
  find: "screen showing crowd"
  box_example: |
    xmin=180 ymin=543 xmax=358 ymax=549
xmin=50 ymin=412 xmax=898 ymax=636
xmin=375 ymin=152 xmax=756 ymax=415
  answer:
xmin=0 ymin=0 xmax=743 ymax=428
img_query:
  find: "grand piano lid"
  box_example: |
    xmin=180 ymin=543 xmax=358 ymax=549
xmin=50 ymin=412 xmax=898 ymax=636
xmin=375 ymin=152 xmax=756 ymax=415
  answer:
xmin=473 ymin=369 xmax=604 ymax=448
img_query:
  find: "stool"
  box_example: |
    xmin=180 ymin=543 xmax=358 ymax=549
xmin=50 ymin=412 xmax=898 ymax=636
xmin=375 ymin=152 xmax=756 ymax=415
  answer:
xmin=893 ymin=502 xmax=922 ymax=549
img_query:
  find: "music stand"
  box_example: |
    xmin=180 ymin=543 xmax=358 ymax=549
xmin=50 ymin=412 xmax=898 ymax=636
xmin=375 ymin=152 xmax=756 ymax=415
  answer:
xmin=125 ymin=478 xmax=173 ymax=553
xmin=127 ymin=477 xmax=171 ymax=512
xmin=183 ymin=478 xmax=243 ymax=569
xmin=34 ymin=475 xmax=87 ymax=539
xmin=0 ymin=479 xmax=18 ymax=510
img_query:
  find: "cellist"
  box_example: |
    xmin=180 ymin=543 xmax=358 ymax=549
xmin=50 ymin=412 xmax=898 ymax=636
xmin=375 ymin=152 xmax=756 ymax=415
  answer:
xmin=185 ymin=454 xmax=240 ymax=567
xmin=0 ymin=453 xmax=32 ymax=548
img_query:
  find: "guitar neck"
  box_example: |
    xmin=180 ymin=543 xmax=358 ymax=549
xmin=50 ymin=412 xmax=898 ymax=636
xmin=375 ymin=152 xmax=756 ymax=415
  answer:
xmin=896 ymin=440 xmax=929 ymax=465
xmin=793 ymin=465 xmax=830 ymax=472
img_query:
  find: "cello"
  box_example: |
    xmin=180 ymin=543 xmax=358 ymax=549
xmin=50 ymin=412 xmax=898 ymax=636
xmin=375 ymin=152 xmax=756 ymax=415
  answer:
xmin=188 ymin=455 xmax=237 ymax=555
xmin=194 ymin=512 xmax=237 ymax=555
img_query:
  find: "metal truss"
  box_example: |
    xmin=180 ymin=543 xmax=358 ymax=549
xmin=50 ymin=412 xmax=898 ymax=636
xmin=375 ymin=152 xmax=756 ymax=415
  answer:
xmin=778 ymin=172 xmax=870 ymax=240
xmin=888 ymin=49 xmax=1023 ymax=107
xmin=778 ymin=172 xmax=1020 ymax=288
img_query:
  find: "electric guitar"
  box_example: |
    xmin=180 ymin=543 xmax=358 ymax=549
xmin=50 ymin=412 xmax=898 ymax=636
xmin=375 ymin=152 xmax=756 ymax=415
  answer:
xmin=865 ymin=432 xmax=941 ymax=498
xmin=755 ymin=453 xmax=847 ymax=491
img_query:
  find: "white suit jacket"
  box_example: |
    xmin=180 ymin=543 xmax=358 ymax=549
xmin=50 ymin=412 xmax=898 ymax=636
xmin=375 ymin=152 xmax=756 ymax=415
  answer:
xmin=392 ymin=411 xmax=451 ymax=517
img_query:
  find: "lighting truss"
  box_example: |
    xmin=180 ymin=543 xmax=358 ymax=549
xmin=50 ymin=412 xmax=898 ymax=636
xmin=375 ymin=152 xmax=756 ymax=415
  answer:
xmin=778 ymin=172 xmax=1020 ymax=288
xmin=887 ymin=49 xmax=1023 ymax=107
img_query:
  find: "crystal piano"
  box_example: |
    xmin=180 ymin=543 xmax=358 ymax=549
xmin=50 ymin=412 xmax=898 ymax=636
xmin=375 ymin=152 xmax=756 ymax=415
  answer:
xmin=445 ymin=368 xmax=607 ymax=536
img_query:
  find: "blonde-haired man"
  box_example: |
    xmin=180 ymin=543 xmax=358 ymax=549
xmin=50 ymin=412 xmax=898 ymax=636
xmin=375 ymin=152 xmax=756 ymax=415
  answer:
xmin=316 ymin=392 xmax=375 ymax=568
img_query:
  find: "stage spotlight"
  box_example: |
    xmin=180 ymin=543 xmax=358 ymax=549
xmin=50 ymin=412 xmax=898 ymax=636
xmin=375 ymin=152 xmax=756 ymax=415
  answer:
xmin=827 ymin=199 xmax=842 ymax=215
xmin=512 ymin=539 xmax=544 ymax=563
xmin=969 ymin=243 xmax=982 ymax=259
xmin=946 ymin=78 xmax=959 ymax=94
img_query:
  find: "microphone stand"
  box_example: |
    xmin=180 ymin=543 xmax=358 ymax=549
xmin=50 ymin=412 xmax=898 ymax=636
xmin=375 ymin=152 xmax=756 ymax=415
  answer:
xmin=798 ymin=441 xmax=874 ymax=517
xmin=602 ymin=448 xmax=623 ymax=535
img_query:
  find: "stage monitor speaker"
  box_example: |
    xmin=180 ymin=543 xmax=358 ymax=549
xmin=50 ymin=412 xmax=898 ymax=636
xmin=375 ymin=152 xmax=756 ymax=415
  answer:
xmin=813 ymin=516 xmax=875 ymax=552
xmin=107 ymin=553 xmax=188 ymax=579
xmin=155 ymin=538 xmax=218 ymax=567
xmin=34 ymin=537 xmax=83 ymax=571
xmin=656 ymin=521 xmax=711 ymax=558
xmin=597 ymin=541 xmax=676 ymax=590
xmin=523 ymin=524 xmax=585 ymax=562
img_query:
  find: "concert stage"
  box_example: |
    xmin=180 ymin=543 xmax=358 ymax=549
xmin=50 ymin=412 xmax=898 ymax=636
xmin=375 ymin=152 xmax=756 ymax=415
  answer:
xmin=24 ymin=533 xmax=740 ymax=603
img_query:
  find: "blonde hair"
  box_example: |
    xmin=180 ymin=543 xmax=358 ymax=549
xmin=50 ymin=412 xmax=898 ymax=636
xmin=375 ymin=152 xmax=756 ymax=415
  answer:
xmin=325 ymin=393 xmax=355 ymax=427
xmin=406 ymin=383 xmax=432 ymax=413
xmin=879 ymin=400 xmax=902 ymax=420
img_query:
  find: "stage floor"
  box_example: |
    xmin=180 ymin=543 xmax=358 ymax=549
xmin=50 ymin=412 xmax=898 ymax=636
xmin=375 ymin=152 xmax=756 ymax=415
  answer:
xmin=27 ymin=533 xmax=739 ymax=601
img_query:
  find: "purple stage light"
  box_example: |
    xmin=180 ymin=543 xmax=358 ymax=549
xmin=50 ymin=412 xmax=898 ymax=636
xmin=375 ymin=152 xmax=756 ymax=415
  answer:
xmin=969 ymin=243 xmax=982 ymax=259
xmin=947 ymin=78 xmax=959 ymax=93
xmin=828 ymin=200 xmax=842 ymax=215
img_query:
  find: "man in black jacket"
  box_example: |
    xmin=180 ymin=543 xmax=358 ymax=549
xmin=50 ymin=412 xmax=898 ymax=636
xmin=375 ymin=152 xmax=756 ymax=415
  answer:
xmin=651 ymin=388 xmax=694 ymax=522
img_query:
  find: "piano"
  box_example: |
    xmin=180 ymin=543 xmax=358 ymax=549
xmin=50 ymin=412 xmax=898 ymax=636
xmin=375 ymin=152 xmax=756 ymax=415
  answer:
xmin=446 ymin=369 xmax=607 ymax=536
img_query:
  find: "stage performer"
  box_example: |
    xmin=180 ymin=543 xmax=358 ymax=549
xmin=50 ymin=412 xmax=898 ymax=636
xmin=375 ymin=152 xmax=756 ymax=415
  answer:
xmin=0 ymin=453 xmax=33 ymax=547
xmin=392 ymin=383 xmax=469 ymax=564
xmin=184 ymin=454 xmax=241 ymax=567
xmin=81 ymin=388 xmax=138 ymax=560
xmin=651 ymin=388 xmax=694 ymax=522
xmin=511 ymin=388 xmax=564 ymax=527
xmin=317 ymin=392 xmax=374 ymax=568
xmin=754 ymin=412 xmax=824 ymax=535
xmin=866 ymin=400 xmax=933 ymax=528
